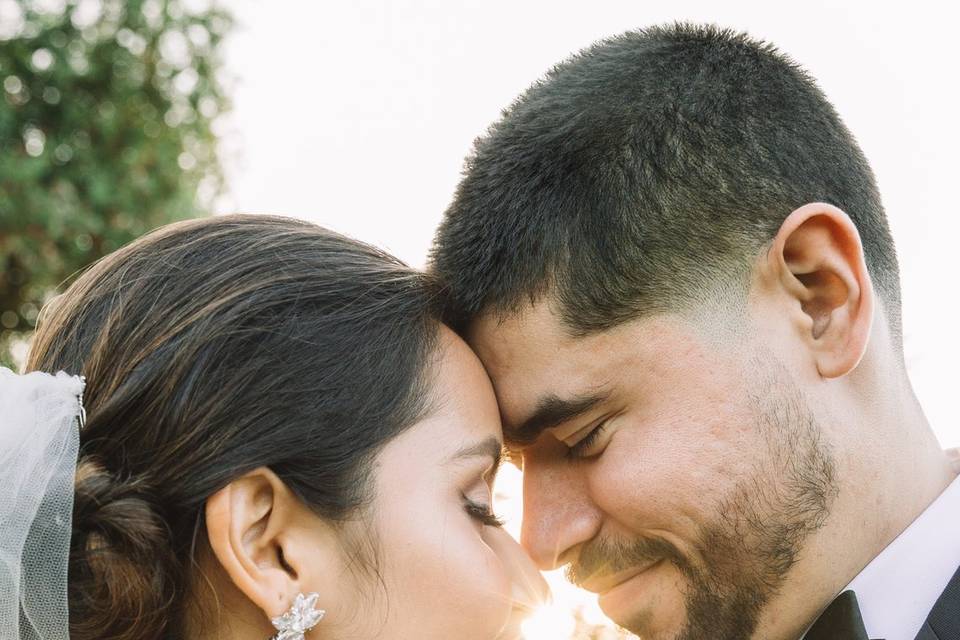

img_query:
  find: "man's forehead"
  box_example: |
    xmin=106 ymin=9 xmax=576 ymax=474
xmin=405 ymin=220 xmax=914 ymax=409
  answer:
xmin=464 ymin=304 xmax=575 ymax=425
xmin=466 ymin=307 xmax=703 ymax=429
xmin=466 ymin=304 xmax=570 ymax=375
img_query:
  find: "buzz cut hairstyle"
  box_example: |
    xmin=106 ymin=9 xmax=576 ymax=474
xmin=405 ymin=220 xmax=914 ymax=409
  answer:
xmin=429 ymin=23 xmax=901 ymax=341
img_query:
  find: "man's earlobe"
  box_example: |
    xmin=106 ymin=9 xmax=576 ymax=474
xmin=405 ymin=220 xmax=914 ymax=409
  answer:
xmin=769 ymin=202 xmax=875 ymax=379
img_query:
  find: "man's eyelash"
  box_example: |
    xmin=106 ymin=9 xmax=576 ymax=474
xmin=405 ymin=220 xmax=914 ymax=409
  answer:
xmin=566 ymin=423 xmax=606 ymax=460
xmin=464 ymin=499 xmax=505 ymax=528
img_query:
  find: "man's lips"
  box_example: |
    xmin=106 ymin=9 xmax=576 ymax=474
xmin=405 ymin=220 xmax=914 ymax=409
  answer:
xmin=578 ymin=559 xmax=662 ymax=595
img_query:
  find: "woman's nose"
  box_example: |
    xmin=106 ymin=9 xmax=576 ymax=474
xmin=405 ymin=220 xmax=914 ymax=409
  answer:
xmin=483 ymin=525 xmax=551 ymax=608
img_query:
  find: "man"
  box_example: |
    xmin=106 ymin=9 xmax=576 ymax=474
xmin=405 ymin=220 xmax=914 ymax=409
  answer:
xmin=429 ymin=23 xmax=960 ymax=640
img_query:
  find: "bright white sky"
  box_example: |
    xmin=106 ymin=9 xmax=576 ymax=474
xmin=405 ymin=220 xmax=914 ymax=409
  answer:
xmin=220 ymin=2 xmax=959 ymax=634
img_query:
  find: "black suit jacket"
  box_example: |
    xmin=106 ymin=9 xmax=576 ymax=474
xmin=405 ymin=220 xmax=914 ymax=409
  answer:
xmin=915 ymin=564 xmax=960 ymax=640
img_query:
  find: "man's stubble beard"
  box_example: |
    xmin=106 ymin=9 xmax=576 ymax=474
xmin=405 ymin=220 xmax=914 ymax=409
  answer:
xmin=569 ymin=363 xmax=838 ymax=640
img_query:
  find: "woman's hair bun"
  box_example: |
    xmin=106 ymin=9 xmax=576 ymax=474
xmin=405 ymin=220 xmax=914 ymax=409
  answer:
xmin=25 ymin=216 xmax=444 ymax=637
xmin=70 ymin=457 xmax=180 ymax=640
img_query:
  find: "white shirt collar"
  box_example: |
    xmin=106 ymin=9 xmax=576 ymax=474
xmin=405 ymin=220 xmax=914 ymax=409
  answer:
xmin=843 ymin=471 xmax=960 ymax=640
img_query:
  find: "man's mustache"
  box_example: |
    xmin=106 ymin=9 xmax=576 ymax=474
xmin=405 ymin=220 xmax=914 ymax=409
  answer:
xmin=566 ymin=534 xmax=687 ymax=588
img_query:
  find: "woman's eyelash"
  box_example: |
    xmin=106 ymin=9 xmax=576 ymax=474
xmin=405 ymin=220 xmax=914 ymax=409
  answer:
xmin=464 ymin=499 xmax=505 ymax=528
xmin=566 ymin=423 xmax=606 ymax=460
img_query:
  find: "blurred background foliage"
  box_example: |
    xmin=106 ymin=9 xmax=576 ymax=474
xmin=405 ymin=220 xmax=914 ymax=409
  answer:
xmin=0 ymin=0 xmax=231 ymax=368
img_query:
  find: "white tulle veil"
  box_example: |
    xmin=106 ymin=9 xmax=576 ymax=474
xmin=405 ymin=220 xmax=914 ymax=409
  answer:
xmin=0 ymin=367 xmax=85 ymax=640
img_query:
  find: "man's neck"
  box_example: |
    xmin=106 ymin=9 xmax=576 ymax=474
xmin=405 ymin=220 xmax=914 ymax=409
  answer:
xmin=752 ymin=399 xmax=957 ymax=640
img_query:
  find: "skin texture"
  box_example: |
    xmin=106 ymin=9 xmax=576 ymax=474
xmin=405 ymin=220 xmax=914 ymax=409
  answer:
xmin=194 ymin=328 xmax=548 ymax=640
xmin=468 ymin=203 xmax=959 ymax=640
xmin=950 ymin=448 xmax=960 ymax=473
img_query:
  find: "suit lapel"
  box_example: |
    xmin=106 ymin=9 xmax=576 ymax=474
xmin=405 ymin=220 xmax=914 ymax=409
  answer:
xmin=806 ymin=591 xmax=869 ymax=640
xmin=914 ymin=564 xmax=960 ymax=640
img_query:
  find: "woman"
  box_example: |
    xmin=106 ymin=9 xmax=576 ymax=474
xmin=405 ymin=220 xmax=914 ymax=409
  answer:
xmin=10 ymin=215 xmax=547 ymax=639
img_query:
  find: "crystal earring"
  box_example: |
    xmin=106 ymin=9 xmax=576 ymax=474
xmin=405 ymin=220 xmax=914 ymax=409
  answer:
xmin=270 ymin=592 xmax=326 ymax=640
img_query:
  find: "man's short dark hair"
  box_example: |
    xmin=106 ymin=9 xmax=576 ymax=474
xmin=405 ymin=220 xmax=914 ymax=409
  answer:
xmin=429 ymin=23 xmax=901 ymax=340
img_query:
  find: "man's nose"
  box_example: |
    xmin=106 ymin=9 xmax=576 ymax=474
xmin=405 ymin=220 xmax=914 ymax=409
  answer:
xmin=519 ymin=454 xmax=601 ymax=571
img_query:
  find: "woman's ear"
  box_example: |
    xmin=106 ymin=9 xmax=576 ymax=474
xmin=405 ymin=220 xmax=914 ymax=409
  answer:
xmin=205 ymin=467 xmax=307 ymax=619
xmin=765 ymin=202 xmax=875 ymax=379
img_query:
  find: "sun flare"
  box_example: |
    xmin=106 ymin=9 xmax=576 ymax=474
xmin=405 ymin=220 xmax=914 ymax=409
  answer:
xmin=495 ymin=465 xmax=628 ymax=639
xmin=521 ymin=603 xmax=576 ymax=640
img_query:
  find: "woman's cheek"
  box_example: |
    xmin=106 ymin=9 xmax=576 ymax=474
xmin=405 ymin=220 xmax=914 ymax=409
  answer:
xmin=457 ymin=527 xmax=512 ymax=640
xmin=439 ymin=523 xmax=516 ymax=636
xmin=382 ymin=515 xmax=514 ymax=639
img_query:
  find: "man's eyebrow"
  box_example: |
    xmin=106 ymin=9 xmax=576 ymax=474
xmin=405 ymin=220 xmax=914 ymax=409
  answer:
xmin=507 ymin=392 xmax=608 ymax=447
xmin=449 ymin=436 xmax=504 ymax=472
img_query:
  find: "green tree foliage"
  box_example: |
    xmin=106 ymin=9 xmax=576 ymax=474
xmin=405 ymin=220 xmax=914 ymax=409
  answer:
xmin=0 ymin=0 xmax=231 ymax=368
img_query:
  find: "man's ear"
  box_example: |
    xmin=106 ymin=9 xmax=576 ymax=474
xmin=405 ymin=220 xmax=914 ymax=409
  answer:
xmin=205 ymin=467 xmax=307 ymax=619
xmin=766 ymin=202 xmax=875 ymax=379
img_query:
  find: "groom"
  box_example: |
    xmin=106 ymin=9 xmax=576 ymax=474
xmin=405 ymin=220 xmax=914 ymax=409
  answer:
xmin=429 ymin=24 xmax=960 ymax=640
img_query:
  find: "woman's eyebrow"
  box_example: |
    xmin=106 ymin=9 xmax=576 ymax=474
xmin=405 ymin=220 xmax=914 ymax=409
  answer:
xmin=449 ymin=436 xmax=504 ymax=472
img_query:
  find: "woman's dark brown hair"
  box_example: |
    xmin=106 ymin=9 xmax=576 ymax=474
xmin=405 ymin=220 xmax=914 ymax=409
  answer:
xmin=26 ymin=215 xmax=441 ymax=640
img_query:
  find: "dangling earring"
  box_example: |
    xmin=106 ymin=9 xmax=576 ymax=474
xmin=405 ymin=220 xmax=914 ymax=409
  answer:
xmin=270 ymin=592 xmax=326 ymax=640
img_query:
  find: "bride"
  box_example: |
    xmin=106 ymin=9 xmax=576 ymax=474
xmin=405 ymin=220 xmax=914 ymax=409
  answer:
xmin=2 ymin=215 xmax=548 ymax=639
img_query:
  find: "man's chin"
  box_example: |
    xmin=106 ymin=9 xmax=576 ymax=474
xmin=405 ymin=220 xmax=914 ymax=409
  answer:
xmin=597 ymin=559 xmax=687 ymax=638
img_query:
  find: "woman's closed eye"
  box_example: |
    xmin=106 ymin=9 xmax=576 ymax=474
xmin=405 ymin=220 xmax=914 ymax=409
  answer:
xmin=463 ymin=497 xmax=505 ymax=527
